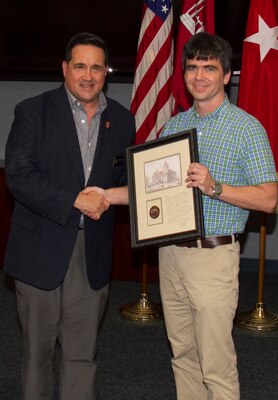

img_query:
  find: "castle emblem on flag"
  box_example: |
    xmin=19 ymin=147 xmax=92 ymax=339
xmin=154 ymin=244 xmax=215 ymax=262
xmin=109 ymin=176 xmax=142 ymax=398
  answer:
xmin=180 ymin=0 xmax=205 ymax=34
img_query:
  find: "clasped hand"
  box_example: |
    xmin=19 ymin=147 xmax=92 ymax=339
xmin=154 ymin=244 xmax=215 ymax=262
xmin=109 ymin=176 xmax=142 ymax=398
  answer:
xmin=74 ymin=187 xmax=109 ymax=221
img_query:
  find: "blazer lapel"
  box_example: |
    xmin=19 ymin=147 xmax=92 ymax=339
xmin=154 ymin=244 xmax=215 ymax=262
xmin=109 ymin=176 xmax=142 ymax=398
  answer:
xmin=51 ymin=87 xmax=85 ymax=186
xmin=91 ymin=107 xmax=113 ymax=177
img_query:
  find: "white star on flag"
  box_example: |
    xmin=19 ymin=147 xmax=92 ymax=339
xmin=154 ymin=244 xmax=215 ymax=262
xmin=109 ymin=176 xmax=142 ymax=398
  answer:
xmin=245 ymin=15 xmax=278 ymax=62
xmin=162 ymin=5 xmax=169 ymax=14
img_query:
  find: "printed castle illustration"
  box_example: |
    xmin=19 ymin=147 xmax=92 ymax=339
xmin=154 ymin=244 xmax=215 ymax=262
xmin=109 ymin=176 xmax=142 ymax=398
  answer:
xmin=151 ymin=160 xmax=177 ymax=185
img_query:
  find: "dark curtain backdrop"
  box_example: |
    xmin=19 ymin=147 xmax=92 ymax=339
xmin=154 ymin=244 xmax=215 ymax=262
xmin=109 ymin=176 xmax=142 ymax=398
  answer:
xmin=0 ymin=0 xmax=250 ymax=80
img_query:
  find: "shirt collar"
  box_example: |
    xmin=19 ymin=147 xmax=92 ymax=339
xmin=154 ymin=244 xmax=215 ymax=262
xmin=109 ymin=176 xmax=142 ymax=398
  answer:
xmin=192 ymin=95 xmax=230 ymax=120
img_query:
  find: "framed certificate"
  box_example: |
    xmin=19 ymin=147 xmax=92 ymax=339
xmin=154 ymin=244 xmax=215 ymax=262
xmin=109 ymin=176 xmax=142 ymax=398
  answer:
xmin=127 ymin=128 xmax=204 ymax=248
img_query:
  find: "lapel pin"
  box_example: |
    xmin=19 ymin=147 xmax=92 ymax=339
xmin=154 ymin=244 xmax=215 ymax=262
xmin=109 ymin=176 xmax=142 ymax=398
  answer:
xmin=105 ymin=121 xmax=111 ymax=128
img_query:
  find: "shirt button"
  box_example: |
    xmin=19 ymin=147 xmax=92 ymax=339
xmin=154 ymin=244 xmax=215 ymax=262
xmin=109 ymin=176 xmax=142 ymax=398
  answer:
xmin=81 ymin=119 xmax=86 ymax=124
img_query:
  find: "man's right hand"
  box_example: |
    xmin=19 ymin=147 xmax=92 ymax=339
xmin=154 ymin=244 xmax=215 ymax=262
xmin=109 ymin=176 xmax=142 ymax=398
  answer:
xmin=74 ymin=191 xmax=110 ymax=220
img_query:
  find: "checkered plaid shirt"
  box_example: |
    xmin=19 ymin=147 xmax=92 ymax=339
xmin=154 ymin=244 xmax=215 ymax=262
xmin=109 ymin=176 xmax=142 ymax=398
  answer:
xmin=160 ymin=96 xmax=277 ymax=236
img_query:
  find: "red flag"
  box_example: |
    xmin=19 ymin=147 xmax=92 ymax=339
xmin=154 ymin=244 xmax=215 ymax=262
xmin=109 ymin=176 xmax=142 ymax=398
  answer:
xmin=172 ymin=0 xmax=214 ymax=115
xmin=238 ymin=0 xmax=278 ymax=168
xmin=130 ymin=0 xmax=174 ymax=144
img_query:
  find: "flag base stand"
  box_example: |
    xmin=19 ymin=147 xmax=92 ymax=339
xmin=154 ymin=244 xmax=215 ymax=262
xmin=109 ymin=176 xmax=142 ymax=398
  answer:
xmin=119 ymin=293 xmax=163 ymax=321
xmin=234 ymin=213 xmax=278 ymax=332
xmin=119 ymin=249 xmax=163 ymax=321
xmin=234 ymin=302 xmax=278 ymax=331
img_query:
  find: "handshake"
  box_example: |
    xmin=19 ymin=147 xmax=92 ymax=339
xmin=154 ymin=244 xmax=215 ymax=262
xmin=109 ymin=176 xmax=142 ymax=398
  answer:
xmin=74 ymin=186 xmax=128 ymax=221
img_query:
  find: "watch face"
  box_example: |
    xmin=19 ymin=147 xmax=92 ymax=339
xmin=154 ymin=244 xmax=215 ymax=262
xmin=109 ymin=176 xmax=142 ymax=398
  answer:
xmin=212 ymin=182 xmax=222 ymax=196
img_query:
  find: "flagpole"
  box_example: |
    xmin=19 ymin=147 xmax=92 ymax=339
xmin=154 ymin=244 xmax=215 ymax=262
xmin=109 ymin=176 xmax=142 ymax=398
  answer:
xmin=234 ymin=0 xmax=278 ymax=331
xmin=119 ymin=0 xmax=174 ymax=321
xmin=234 ymin=212 xmax=278 ymax=331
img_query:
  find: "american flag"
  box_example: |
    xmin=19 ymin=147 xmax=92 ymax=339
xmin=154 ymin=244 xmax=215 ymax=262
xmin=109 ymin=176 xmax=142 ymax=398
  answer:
xmin=130 ymin=0 xmax=174 ymax=144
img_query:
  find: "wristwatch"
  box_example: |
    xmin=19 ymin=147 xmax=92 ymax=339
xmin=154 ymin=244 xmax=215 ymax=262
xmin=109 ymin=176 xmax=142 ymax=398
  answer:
xmin=211 ymin=181 xmax=223 ymax=198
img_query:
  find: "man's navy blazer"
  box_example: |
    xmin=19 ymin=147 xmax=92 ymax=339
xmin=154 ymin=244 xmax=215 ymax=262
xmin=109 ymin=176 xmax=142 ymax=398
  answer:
xmin=4 ymin=85 xmax=135 ymax=290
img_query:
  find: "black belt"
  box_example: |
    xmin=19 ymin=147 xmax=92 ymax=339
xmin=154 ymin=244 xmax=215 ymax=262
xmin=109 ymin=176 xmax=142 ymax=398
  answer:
xmin=175 ymin=234 xmax=239 ymax=249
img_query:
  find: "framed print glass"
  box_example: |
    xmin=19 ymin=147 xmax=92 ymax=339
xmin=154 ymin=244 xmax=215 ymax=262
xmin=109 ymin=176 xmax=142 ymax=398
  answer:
xmin=127 ymin=128 xmax=204 ymax=248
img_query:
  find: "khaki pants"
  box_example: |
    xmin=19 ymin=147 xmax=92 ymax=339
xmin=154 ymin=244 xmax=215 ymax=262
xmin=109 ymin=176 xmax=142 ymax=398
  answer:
xmin=15 ymin=231 xmax=109 ymax=400
xmin=159 ymin=242 xmax=240 ymax=400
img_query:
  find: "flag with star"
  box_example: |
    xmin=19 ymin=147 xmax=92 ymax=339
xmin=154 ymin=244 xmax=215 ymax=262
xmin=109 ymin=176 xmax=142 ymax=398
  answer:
xmin=237 ymin=0 xmax=278 ymax=168
xmin=130 ymin=0 xmax=174 ymax=144
xmin=172 ymin=0 xmax=214 ymax=115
